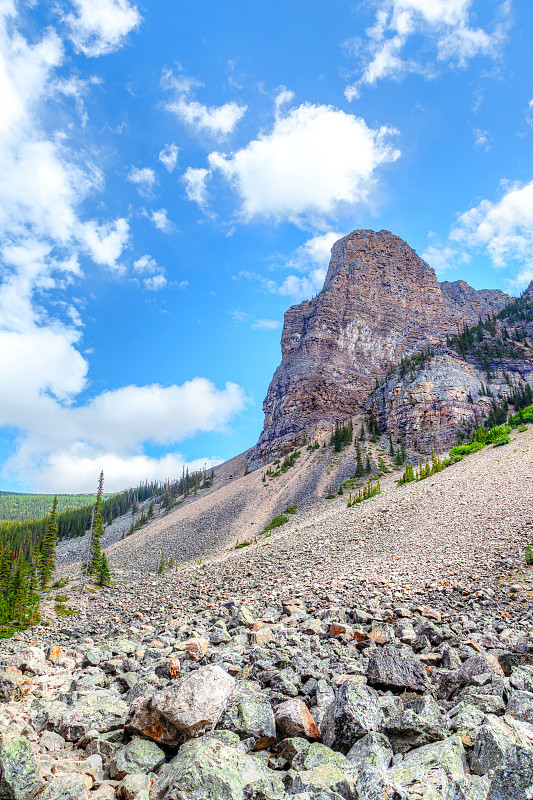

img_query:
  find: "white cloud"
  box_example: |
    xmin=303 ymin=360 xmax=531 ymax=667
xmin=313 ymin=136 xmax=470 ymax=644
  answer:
xmin=144 ymin=274 xmax=166 ymax=291
xmin=207 ymin=103 xmax=400 ymax=225
xmin=473 ymin=128 xmax=490 ymax=151
xmin=19 ymin=450 xmax=219 ymax=495
xmin=449 ymin=179 xmax=533 ymax=286
xmin=183 ymin=166 xmax=210 ymax=207
xmin=159 ymin=143 xmax=179 ymax=172
xmin=163 ymin=69 xmax=247 ymax=136
xmin=150 ymin=208 xmax=173 ymax=233
xmin=81 ymin=218 xmax=130 ymax=267
xmin=133 ymin=254 xmax=166 ymax=290
xmin=252 ymin=318 xmax=282 ymax=331
xmin=66 ymin=0 xmax=141 ymax=58
xmin=0 ymin=5 xmax=245 ymax=492
xmin=420 ymin=243 xmax=458 ymax=274
xmin=2 ymin=368 xmax=247 ymax=491
xmin=128 ymin=166 xmax=156 ymax=197
xmin=345 ymin=0 xmax=510 ymax=97
xmin=236 ymin=232 xmax=343 ymax=302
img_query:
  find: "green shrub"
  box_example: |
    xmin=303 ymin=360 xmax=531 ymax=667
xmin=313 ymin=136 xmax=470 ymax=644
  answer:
xmin=486 ymin=424 xmax=511 ymax=443
xmin=235 ymin=539 xmax=251 ymax=549
xmin=449 ymin=441 xmax=485 ymax=458
xmin=284 ymin=503 xmax=297 ymax=514
xmin=492 ymin=434 xmax=511 ymax=446
xmin=519 ymin=423 xmax=528 ymax=432
xmin=526 ymin=544 xmax=533 ymax=565
xmin=510 ymin=405 xmax=533 ymax=426
xmin=262 ymin=514 xmax=289 ymax=533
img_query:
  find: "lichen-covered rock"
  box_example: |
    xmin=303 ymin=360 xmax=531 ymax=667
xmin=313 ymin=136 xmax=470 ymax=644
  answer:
xmin=218 ymin=681 xmax=276 ymax=750
xmin=125 ymin=694 xmax=181 ymax=748
xmin=109 ymin=736 xmax=165 ymax=780
xmin=320 ymin=680 xmax=383 ymax=754
xmin=507 ymin=688 xmax=533 ymax=724
xmin=275 ymin=698 xmax=320 ymax=742
xmin=116 ymin=773 xmax=151 ymax=800
xmin=149 ymin=730 xmax=272 ymax=800
xmin=57 ymin=691 xmax=128 ymax=742
xmin=284 ymin=761 xmax=358 ymax=800
xmin=36 ymin=774 xmax=89 ymax=800
xmin=365 ymin=646 xmax=429 ymax=693
xmin=0 ymin=735 xmax=41 ymax=800
xmin=487 ymin=745 xmax=533 ymax=799
xmin=388 ymin=735 xmax=467 ymax=796
xmin=471 ymin=714 xmax=530 ymax=776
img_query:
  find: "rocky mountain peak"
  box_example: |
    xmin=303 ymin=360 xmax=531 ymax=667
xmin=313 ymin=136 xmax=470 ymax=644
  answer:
xmin=254 ymin=229 xmax=511 ymax=461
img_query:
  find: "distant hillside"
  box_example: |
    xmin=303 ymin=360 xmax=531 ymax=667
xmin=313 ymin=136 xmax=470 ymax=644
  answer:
xmin=0 ymin=491 xmax=97 ymax=522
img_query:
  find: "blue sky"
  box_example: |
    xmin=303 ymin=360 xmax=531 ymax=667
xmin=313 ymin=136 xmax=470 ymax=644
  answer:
xmin=1 ymin=0 xmax=533 ymax=492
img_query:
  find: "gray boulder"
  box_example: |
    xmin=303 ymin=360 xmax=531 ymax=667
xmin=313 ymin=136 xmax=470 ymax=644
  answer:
xmin=150 ymin=730 xmax=272 ymax=800
xmin=507 ymin=688 xmax=533 ymax=724
xmin=218 ymin=681 xmax=276 ymax=750
xmin=471 ymin=714 xmax=530 ymax=776
xmin=388 ymin=735 xmax=468 ymax=797
xmin=36 ymin=774 xmax=89 ymax=800
xmin=109 ymin=736 xmax=165 ymax=780
xmin=0 ymin=736 xmax=41 ymax=800
xmin=487 ymin=746 xmax=533 ymax=799
xmin=320 ymin=680 xmax=383 ymax=754
xmin=365 ymin=646 xmax=429 ymax=693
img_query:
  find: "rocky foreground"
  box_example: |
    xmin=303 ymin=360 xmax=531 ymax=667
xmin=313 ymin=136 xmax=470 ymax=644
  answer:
xmin=2 ymin=434 xmax=533 ymax=799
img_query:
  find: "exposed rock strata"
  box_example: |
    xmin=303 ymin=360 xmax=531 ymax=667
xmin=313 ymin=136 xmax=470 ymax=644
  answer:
xmin=254 ymin=230 xmax=509 ymax=461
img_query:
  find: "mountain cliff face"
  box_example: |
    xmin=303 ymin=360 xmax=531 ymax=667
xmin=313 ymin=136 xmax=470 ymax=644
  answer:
xmin=253 ymin=229 xmax=510 ymax=461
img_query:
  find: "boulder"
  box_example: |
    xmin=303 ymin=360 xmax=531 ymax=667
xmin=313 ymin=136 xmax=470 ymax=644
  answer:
xmin=275 ymin=698 xmax=320 ymax=742
xmin=320 ymin=680 xmax=383 ymax=754
xmin=116 ymin=774 xmax=151 ymax=800
xmin=284 ymin=762 xmax=358 ymax=799
xmin=0 ymin=668 xmax=33 ymax=702
xmin=149 ymin=730 xmax=272 ymax=800
xmin=36 ymin=774 xmax=89 ymax=800
xmin=388 ymin=735 xmax=468 ymax=796
xmin=471 ymin=714 xmax=530 ymax=776
xmin=0 ymin=735 xmax=41 ymax=800
xmin=218 ymin=681 xmax=276 ymax=750
xmin=507 ymin=688 xmax=533 ymax=724
xmin=184 ymin=638 xmax=208 ymax=662
xmin=365 ymin=646 xmax=429 ymax=693
xmin=57 ymin=691 xmax=128 ymax=742
xmin=125 ymin=694 xmax=180 ymax=748
xmin=487 ymin=745 xmax=533 ymax=799
xmin=152 ymin=664 xmax=234 ymax=739
xmin=109 ymin=736 xmax=165 ymax=780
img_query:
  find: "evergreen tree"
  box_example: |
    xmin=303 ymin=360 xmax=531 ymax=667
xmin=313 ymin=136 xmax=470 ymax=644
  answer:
xmin=40 ymin=495 xmax=58 ymax=587
xmin=389 ymin=435 xmax=395 ymax=458
xmin=365 ymin=455 xmax=372 ymax=474
xmin=157 ymin=552 xmax=165 ymax=574
xmin=355 ymin=443 xmax=364 ymax=478
xmin=89 ymin=472 xmax=105 ymax=575
xmin=359 ymin=423 xmax=365 ymax=441
xmin=97 ymin=552 xmax=111 ymax=586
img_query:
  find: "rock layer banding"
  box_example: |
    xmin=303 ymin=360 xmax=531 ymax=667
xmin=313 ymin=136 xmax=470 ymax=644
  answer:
xmin=253 ymin=229 xmax=509 ymax=460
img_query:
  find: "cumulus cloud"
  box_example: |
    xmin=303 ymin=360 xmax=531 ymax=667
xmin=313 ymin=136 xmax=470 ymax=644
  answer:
xmin=159 ymin=142 xmax=179 ymax=172
xmin=65 ymin=0 xmax=141 ymax=57
xmin=236 ymin=231 xmax=343 ymax=302
xmin=206 ymin=103 xmax=399 ymax=225
xmin=183 ymin=167 xmax=210 ymax=207
xmin=128 ymin=166 xmax=156 ymax=197
xmin=163 ymin=69 xmax=246 ymax=136
xmin=345 ymin=0 xmax=510 ymax=98
xmin=0 ymin=5 xmax=245 ymax=492
xmin=143 ymin=274 xmax=166 ymax=291
xmin=449 ymin=179 xmax=533 ymax=286
xmin=149 ymin=208 xmax=173 ymax=233
xmin=3 ymin=378 xmax=246 ymax=492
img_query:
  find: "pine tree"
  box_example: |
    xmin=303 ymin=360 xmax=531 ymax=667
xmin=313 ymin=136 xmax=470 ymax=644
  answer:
xmin=40 ymin=495 xmax=58 ymax=588
xmin=355 ymin=443 xmax=364 ymax=478
xmin=359 ymin=423 xmax=365 ymax=441
xmin=389 ymin=435 xmax=395 ymax=457
xmin=365 ymin=455 xmax=371 ymax=474
xmin=97 ymin=552 xmax=111 ymax=586
xmin=157 ymin=552 xmax=165 ymax=574
xmin=89 ymin=472 xmax=105 ymax=575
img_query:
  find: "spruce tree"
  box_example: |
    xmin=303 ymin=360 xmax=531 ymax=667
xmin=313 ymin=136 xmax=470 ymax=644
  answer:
xmin=389 ymin=435 xmax=395 ymax=458
xmin=355 ymin=443 xmax=364 ymax=478
xmin=157 ymin=553 xmax=165 ymax=574
xmin=40 ymin=495 xmax=58 ymax=588
xmin=89 ymin=472 xmax=105 ymax=575
xmin=97 ymin=552 xmax=111 ymax=586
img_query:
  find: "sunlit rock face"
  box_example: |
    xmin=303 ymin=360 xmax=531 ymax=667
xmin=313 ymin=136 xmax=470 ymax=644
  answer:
xmin=253 ymin=229 xmax=509 ymax=460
